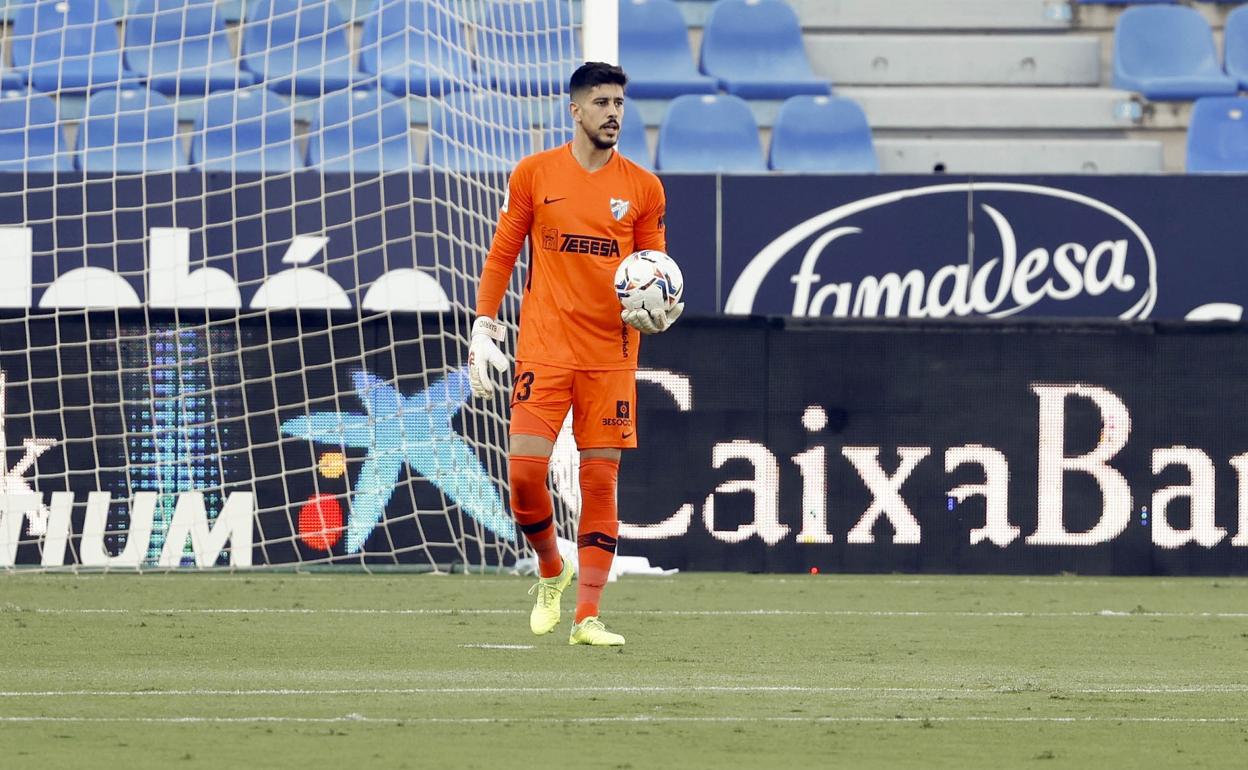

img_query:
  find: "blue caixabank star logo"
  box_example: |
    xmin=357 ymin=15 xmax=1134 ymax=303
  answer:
xmin=280 ymin=368 xmax=514 ymax=553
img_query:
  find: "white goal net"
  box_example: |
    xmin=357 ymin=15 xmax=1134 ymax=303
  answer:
xmin=0 ymin=0 xmax=587 ymax=571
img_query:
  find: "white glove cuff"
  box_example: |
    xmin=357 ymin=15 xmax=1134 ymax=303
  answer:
xmin=472 ymin=316 xmax=505 ymax=342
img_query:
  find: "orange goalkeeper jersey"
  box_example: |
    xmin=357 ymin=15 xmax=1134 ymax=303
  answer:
xmin=477 ymin=144 xmax=667 ymax=371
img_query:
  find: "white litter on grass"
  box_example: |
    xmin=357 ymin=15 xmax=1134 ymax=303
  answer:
xmin=512 ymin=537 xmax=679 ymax=580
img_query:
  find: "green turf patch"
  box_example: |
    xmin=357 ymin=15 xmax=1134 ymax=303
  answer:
xmin=1 ymin=573 xmax=1246 ymax=769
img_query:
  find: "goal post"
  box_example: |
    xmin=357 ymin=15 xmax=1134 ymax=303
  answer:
xmin=583 ymin=0 xmax=620 ymax=65
xmin=0 ymin=0 xmax=602 ymax=572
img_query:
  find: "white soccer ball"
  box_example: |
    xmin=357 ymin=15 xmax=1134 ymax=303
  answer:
xmin=614 ymin=250 xmax=684 ymax=313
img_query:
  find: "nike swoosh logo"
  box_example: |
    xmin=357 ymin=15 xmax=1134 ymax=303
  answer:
xmin=543 ymin=196 xmax=567 ymax=204
xmin=622 ymin=431 xmax=634 ymax=439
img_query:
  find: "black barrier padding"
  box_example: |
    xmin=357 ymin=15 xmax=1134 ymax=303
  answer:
xmin=3 ymin=311 xmax=1248 ymax=574
xmin=628 ymin=316 xmax=1248 ymax=575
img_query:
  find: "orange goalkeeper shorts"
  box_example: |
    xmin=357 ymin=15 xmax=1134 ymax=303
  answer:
xmin=509 ymin=361 xmax=638 ymax=449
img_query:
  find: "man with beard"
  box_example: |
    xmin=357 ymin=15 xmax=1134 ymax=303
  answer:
xmin=468 ymin=61 xmax=682 ymax=646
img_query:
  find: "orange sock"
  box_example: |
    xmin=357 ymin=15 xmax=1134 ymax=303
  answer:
xmin=575 ymin=458 xmax=620 ymax=623
xmin=510 ymin=455 xmax=562 ymax=578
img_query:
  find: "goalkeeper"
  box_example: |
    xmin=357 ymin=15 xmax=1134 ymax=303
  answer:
xmin=468 ymin=62 xmax=681 ymax=647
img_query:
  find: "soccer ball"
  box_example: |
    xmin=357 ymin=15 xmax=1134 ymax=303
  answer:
xmin=614 ymin=250 xmax=684 ymax=313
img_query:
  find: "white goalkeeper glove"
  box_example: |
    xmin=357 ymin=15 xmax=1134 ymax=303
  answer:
xmin=622 ymin=302 xmax=684 ymax=335
xmin=468 ymin=316 xmax=509 ymax=398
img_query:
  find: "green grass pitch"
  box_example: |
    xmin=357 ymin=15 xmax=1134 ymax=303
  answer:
xmin=1 ymin=572 xmax=1246 ymax=769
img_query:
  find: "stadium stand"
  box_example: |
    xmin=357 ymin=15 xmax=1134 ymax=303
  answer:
xmin=0 ymin=0 xmax=1231 ymax=175
xmin=125 ymin=0 xmax=257 ymax=97
xmin=698 ymin=0 xmax=831 ymax=98
xmin=1223 ymin=5 xmax=1248 ymax=90
xmin=359 ymin=0 xmax=478 ymax=97
xmin=619 ymin=0 xmax=717 ymax=99
xmin=768 ymin=95 xmax=878 ymax=173
xmin=777 ymin=0 xmax=1174 ymax=172
xmin=1185 ymin=95 xmax=1248 ymax=173
xmin=0 ymin=90 xmax=71 ymax=171
xmin=1112 ymin=5 xmax=1237 ymax=99
xmin=191 ymin=88 xmax=304 ymax=171
xmin=76 ymin=88 xmax=186 ymax=171
xmin=425 ymin=89 xmax=530 ymax=172
xmin=477 ymin=0 xmax=581 ymax=97
xmin=656 ymin=93 xmax=766 ymax=172
xmin=12 ymin=0 xmax=138 ymax=93
xmin=306 ymin=88 xmax=419 ymax=171
xmin=241 ymin=0 xmax=370 ymax=96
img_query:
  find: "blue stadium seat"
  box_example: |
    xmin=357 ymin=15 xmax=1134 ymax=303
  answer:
xmin=539 ymin=111 xmax=652 ymax=169
xmin=426 ymin=90 xmax=530 ymax=172
xmin=1224 ymin=5 xmax=1248 ymax=90
xmin=76 ymin=88 xmax=187 ymax=172
xmin=616 ymin=115 xmax=652 ymax=168
xmin=191 ymin=88 xmax=303 ymax=172
xmin=0 ymin=90 xmax=72 ymax=171
xmin=1112 ymin=5 xmax=1237 ymax=99
xmin=699 ymin=0 xmax=831 ymax=99
xmin=241 ymin=0 xmax=370 ymax=96
xmin=656 ymin=94 xmax=765 ymax=172
xmin=306 ymin=88 xmax=419 ymax=172
xmin=125 ymin=0 xmax=257 ymax=96
xmin=477 ymin=0 xmax=580 ymax=96
xmin=0 ymin=74 xmax=25 ymax=91
xmin=769 ymin=95 xmax=877 ymax=173
xmin=1186 ymin=96 xmax=1248 ymax=173
xmin=619 ymin=0 xmax=716 ymax=99
xmin=12 ymin=0 xmax=138 ymax=92
xmin=359 ymin=0 xmax=479 ymax=97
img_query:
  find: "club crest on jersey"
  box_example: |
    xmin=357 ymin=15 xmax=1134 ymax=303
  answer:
xmin=610 ymin=198 xmax=630 ymax=221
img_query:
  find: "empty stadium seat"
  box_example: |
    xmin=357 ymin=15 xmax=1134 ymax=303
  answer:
xmin=306 ymin=88 xmax=419 ymax=172
xmin=426 ymin=90 xmax=530 ymax=172
xmin=1186 ymin=96 xmax=1248 ymax=173
xmin=12 ymin=0 xmax=138 ymax=92
xmin=360 ymin=0 xmax=479 ymax=97
xmin=1224 ymin=5 xmax=1248 ymax=90
xmin=76 ymin=88 xmax=187 ymax=171
xmin=1112 ymin=5 xmax=1237 ymax=99
xmin=477 ymin=0 xmax=580 ymax=96
xmin=620 ymin=0 xmax=717 ymax=99
xmin=656 ymin=94 xmax=765 ymax=172
xmin=699 ymin=0 xmax=831 ymax=99
xmin=0 ymin=90 xmax=71 ymax=171
xmin=125 ymin=0 xmax=256 ymax=96
xmin=769 ymin=95 xmax=878 ymax=173
xmin=191 ymin=88 xmax=302 ymax=172
xmin=241 ymin=0 xmax=370 ymax=96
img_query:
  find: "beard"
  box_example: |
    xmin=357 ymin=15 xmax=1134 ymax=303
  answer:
xmin=589 ymin=132 xmax=618 ymax=150
xmin=588 ymin=122 xmax=620 ymax=150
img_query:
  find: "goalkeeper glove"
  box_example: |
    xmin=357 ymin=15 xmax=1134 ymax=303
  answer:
xmin=468 ymin=316 xmax=509 ymax=398
xmin=622 ymin=302 xmax=684 ymax=335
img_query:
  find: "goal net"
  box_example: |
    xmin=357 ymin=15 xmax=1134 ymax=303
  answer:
xmin=0 ymin=0 xmax=587 ymax=571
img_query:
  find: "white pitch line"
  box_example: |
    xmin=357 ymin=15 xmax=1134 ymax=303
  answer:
xmin=0 ymin=715 xmax=1242 ymax=725
xmin=3 ymin=685 xmax=1247 ymax=698
xmin=457 ymin=644 xmax=534 ymax=650
xmin=9 ymin=607 xmax=1248 ymax=619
